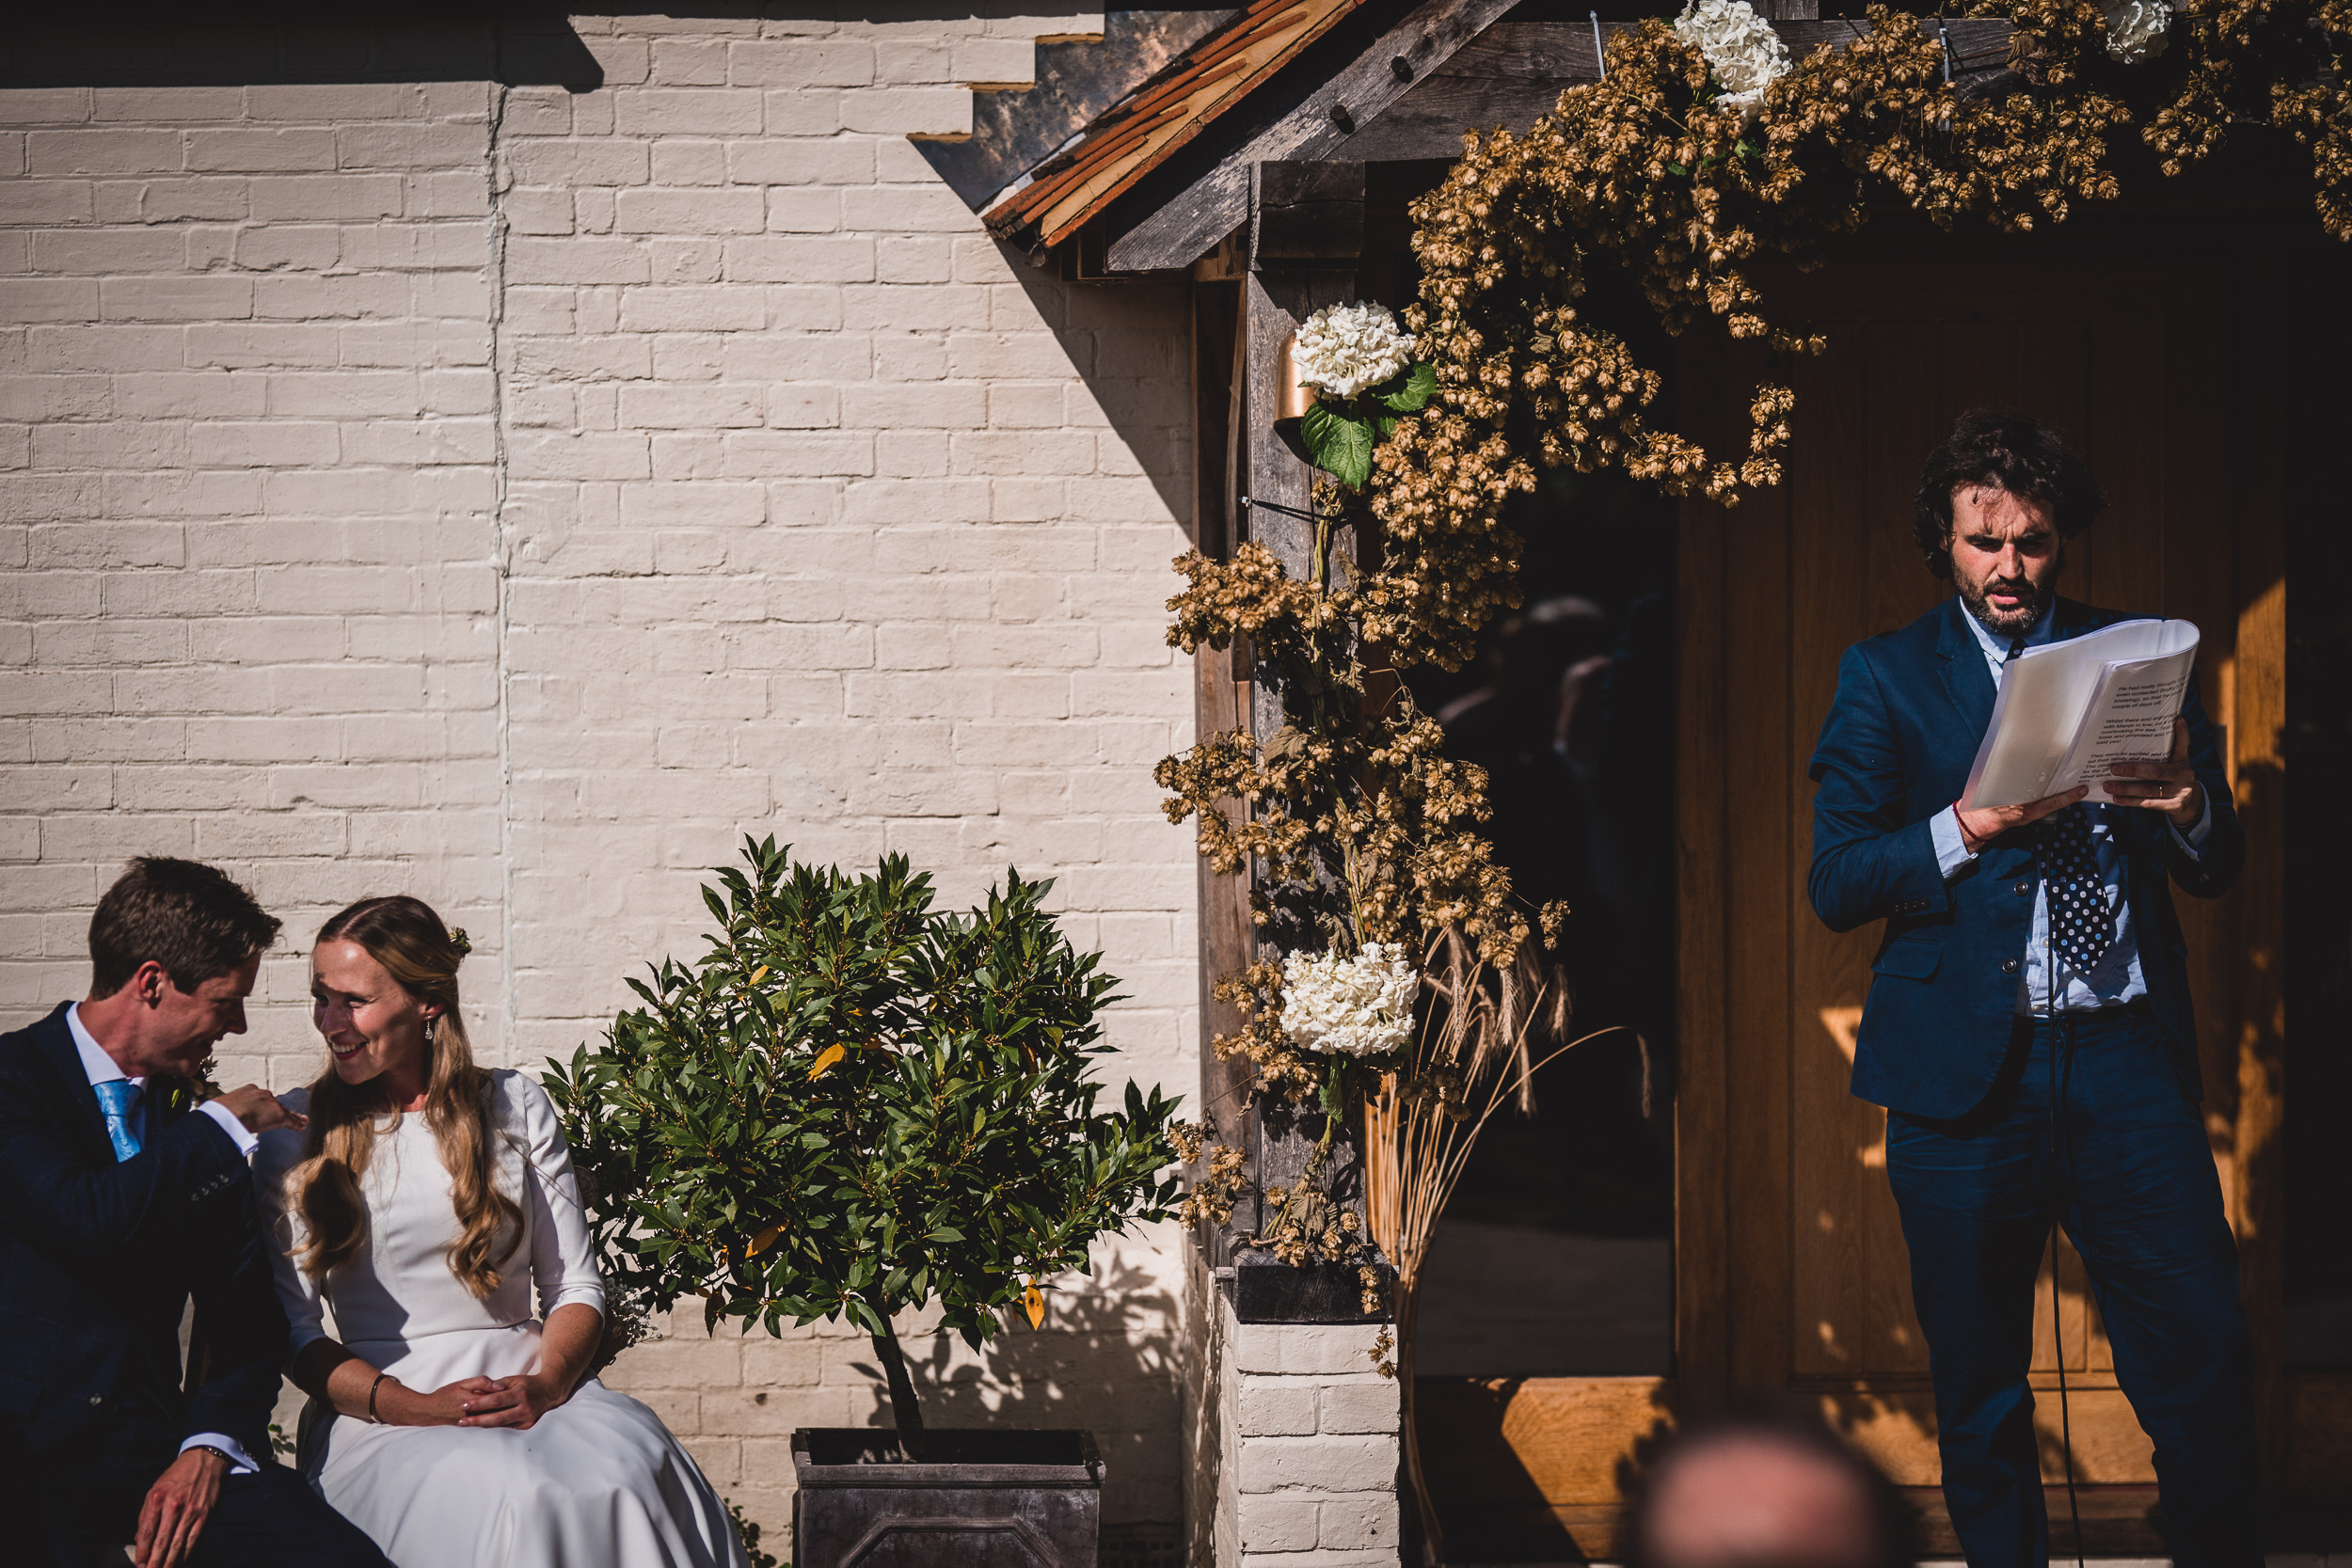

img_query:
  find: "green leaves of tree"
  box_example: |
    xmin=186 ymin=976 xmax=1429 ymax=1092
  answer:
xmin=542 ymin=836 xmax=1184 ymax=1390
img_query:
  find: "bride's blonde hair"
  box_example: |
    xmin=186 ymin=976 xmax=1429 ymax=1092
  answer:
xmin=286 ymin=895 xmax=521 ymax=1299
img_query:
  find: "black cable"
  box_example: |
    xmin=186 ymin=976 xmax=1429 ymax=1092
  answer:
xmin=1236 ymin=493 xmax=1316 ymax=523
xmin=2047 ymin=1003 xmax=2087 ymax=1568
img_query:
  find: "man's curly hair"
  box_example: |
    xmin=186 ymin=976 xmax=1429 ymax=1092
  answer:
xmin=1914 ymin=411 xmax=2106 ymax=580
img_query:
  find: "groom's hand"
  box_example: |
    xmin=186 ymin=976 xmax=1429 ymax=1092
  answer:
xmin=215 ymin=1083 xmax=307 ymax=1133
xmin=135 ymin=1448 xmax=226 ymax=1568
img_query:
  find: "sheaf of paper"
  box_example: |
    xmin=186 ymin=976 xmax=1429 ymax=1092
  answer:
xmin=2059 ymin=656 xmax=2196 ymax=802
xmin=1961 ymin=619 xmax=2199 ymax=810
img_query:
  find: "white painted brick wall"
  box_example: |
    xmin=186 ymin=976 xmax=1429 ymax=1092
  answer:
xmin=0 ymin=78 xmax=503 ymax=1072
xmin=2 ymin=8 xmax=1200 ymax=1550
xmin=1193 ymin=1261 xmax=1404 ymax=1567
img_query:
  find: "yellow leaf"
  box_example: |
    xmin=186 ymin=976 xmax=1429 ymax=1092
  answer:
xmin=749 ymin=965 xmax=770 ymax=987
xmin=808 ymin=1043 xmax=847 ymax=1080
xmin=1024 ymin=1280 xmax=1044 ymax=1329
xmin=747 ymin=1226 xmax=780 ymax=1257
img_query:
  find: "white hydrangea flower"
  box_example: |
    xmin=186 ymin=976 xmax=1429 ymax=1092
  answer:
xmin=1291 ymin=301 xmax=1417 ymax=400
xmin=2102 ymin=0 xmax=2170 ymax=62
xmin=1279 ymin=942 xmax=1420 ymax=1058
xmin=1673 ymin=0 xmax=1792 ymax=118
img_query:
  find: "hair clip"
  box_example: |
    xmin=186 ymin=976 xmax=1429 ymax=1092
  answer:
xmin=447 ymin=927 xmax=472 ymax=958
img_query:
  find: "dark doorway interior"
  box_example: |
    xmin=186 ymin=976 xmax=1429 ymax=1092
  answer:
xmin=2282 ymin=240 xmax=2352 ymax=1373
xmin=1398 ymin=265 xmax=1681 ymax=1379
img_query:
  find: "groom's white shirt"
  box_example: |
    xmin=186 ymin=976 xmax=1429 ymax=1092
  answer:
xmin=66 ymin=1003 xmax=262 ymax=1476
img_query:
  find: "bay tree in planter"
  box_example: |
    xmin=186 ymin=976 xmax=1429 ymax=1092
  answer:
xmin=545 ymin=837 xmax=1181 ymax=1560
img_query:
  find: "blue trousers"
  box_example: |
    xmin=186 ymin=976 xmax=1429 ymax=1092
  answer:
xmin=1884 ymin=1003 xmax=2261 ymax=1568
xmin=2 ymin=1405 xmax=389 ymax=1568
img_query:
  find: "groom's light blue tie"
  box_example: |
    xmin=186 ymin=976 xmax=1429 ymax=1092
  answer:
xmin=94 ymin=1079 xmax=143 ymax=1161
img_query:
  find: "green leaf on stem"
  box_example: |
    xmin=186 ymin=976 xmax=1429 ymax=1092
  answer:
xmin=1374 ymin=361 xmax=1438 ymax=414
xmin=1302 ymin=400 xmax=1376 ymax=490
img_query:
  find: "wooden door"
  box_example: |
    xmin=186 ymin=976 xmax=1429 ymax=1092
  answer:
xmin=1677 ymin=229 xmax=2291 ymax=1535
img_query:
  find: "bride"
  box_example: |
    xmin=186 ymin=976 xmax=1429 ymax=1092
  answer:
xmin=255 ymin=895 xmax=748 ymax=1568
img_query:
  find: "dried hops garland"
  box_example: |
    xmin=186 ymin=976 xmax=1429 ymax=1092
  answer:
xmin=1359 ymin=0 xmax=2347 ymax=665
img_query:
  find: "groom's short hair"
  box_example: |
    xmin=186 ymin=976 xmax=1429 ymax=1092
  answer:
xmin=89 ymin=856 xmax=281 ymax=996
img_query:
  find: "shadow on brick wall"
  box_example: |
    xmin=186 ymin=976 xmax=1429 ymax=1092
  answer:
xmin=841 ymin=1250 xmax=1185 ymax=1525
xmin=993 ymin=250 xmax=1199 ymax=533
xmin=7 ymin=4 xmax=1233 ymax=94
xmin=5 ymin=9 xmax=603 ymax=91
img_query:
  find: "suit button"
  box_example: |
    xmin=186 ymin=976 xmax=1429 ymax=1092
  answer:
xmin=2014 ymin=882 xmax=2030 ymax=895
xmin=88 ymin=1394 xmax=103 ymax=1406
xmin=2001 ymin=958 xmax=2019 ymax=974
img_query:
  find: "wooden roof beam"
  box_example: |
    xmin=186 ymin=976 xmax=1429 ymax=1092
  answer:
xmin=1102 ymin=0 xmax=1523 ymax=272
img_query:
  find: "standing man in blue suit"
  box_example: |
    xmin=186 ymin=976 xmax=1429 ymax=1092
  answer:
xmin=0 ymin=857 xmax=389 ymax=1567
xmin=1807 ymin=412 xmax=2258 ymax=1568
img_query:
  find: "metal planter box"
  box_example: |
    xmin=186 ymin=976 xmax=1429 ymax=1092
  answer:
xmin=791 ymin=1428 xmax=1103 ymax=1568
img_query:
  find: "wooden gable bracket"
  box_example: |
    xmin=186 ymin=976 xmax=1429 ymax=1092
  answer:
xmin=1251 ymin=158 xmax=1366 ymax=267
xmin=1101 ymin=0 xmax=1524 ymax=273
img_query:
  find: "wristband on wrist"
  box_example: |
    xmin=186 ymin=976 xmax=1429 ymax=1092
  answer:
xmin=368 ymin=1370 xmax=392 ymax=1424
xmin=190 ymin=1444 xmax=236 ymax=1467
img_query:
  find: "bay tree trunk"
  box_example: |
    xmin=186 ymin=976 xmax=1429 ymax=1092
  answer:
xmin=868 ymin=1309 xmax=926 ymax=1462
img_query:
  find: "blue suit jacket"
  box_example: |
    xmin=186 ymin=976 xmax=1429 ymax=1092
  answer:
xmin=1807 ymin=596 xmax=2242 ymax=1120
xmin=0 ymin=1004 xmax=287 ymax=1464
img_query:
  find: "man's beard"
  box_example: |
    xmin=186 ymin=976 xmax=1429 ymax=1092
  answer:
xmin=1959 ymin=573 xmax=2048 ymax=637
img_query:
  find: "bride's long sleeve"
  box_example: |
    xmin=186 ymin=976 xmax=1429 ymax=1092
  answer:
xmin=251 ymin=1095 xmax=332 ymax=1361
xmin=509 ymin=1074 xmax=606 ymax=1323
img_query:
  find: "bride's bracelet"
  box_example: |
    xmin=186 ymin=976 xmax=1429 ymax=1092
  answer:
xmin=367 ymin=1370 xmax=392 ymax=1424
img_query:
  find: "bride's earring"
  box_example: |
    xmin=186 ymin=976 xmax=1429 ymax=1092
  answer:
xmin=424 ymin=1014 xmax=439 ymax=1046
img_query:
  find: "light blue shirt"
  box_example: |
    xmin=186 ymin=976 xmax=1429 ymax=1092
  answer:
xmin=1927 ymin=603 xmax=2210 ymax=1014
xmin=66 ymin=1004 xmax=262 ymax=1477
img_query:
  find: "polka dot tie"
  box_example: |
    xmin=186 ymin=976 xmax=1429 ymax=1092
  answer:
xmin=2040 ymin=803 xmax=2113 ymax=975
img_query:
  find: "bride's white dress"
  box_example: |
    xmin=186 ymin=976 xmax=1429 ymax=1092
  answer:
xmin=257 ymin=1071 xmax=748 ymax=1568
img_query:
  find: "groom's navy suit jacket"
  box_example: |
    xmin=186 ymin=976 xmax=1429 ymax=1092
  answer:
xmin=1807 ymin=595 xmax=2242 ymax=1121
xmin=0 ymin=1004 xmax=286 ymax=1467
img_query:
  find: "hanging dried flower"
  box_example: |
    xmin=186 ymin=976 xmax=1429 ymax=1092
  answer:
xmin=2101 ymin=0 xmax=2171 ymax=62
xmin=1292 ymin=301 xmax=1419 ymax=399
xmin=1279 ymin=943 xmax=1420 ymax=1058
xmin=1673 ymin=0 xmax=1792 ymax=116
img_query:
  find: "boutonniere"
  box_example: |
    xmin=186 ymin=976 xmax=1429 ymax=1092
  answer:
xmin=160 ymin=1056 xmax=226 ymax=1116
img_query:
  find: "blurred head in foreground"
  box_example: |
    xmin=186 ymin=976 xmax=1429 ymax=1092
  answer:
xmin=1626 ymin=1405 xmax=1915 ymax=1568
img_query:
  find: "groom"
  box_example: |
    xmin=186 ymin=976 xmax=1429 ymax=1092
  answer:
xmin=0 ymin=858 xmax=389 ymax=1568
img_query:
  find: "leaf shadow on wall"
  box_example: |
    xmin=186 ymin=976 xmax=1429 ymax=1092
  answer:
xmin=840 ymin=1251 xmax=1185 ymax=1524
